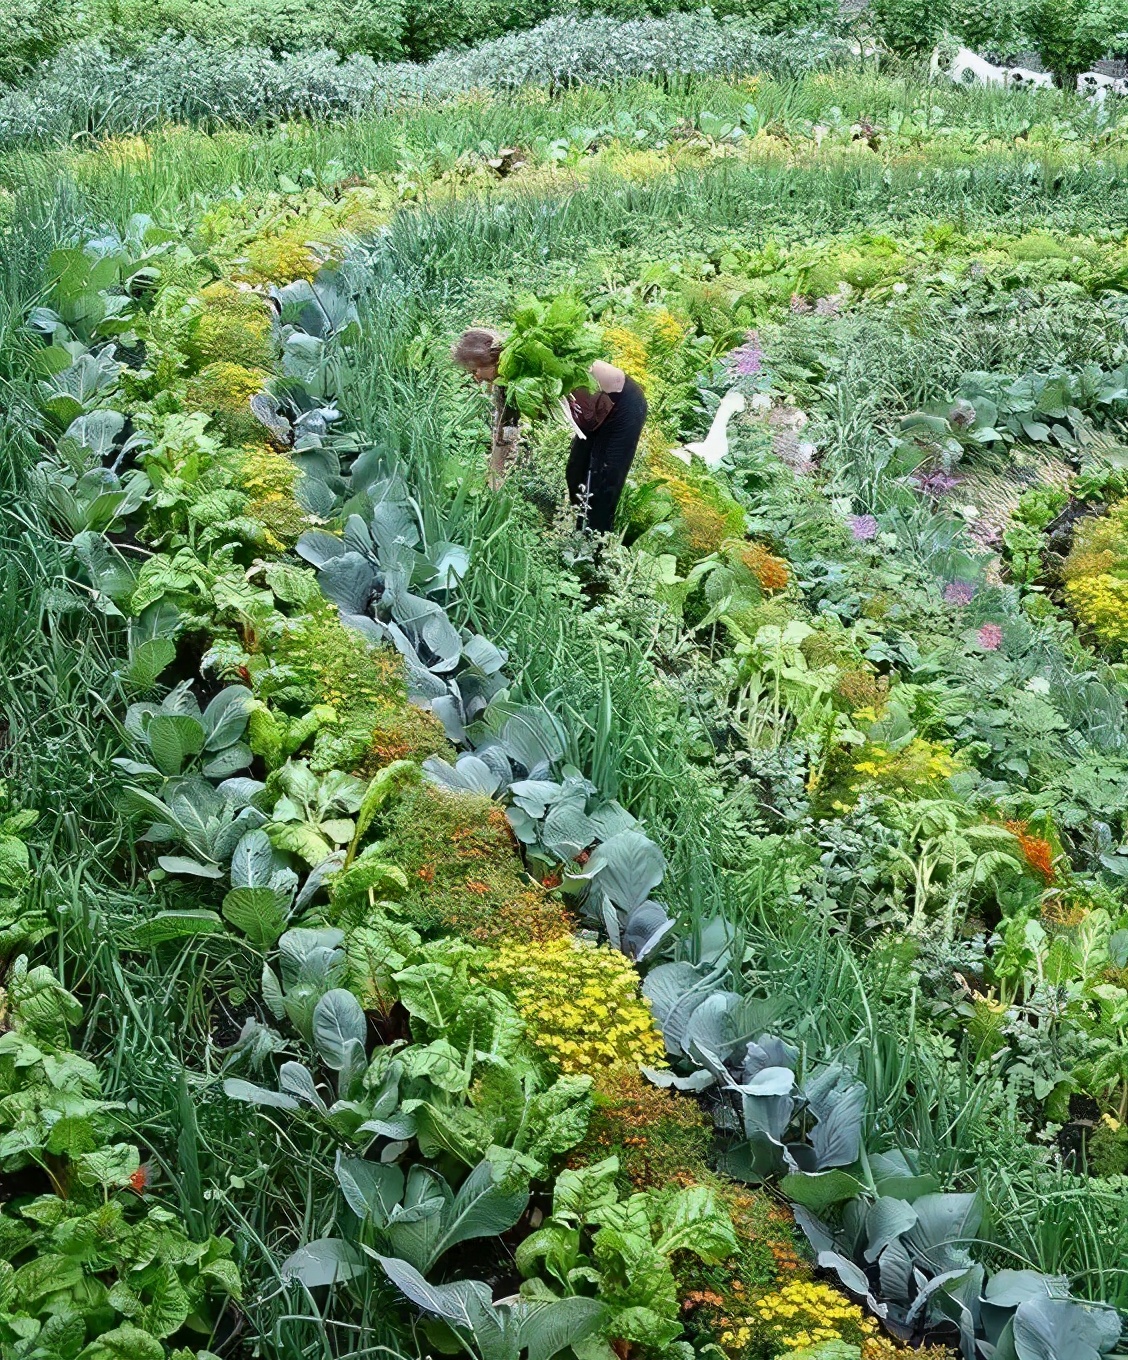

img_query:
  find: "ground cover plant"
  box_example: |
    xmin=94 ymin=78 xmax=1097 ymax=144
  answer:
xmin=3 ymin=34 xmax=1128 ymax=1360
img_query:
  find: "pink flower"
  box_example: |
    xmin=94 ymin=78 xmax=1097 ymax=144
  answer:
xmin=977 ymin=623 xmax=1003 ymax=651
xmin=789 ymin=293 xmax=814 ymax=315
xmin=944 ymin=581 xmax=975 ymax=605
xmin=914 ymin=470 xmax=962 ymax=498
xmin=849 ymin=514 xmax=878 ymax=541
xmin=728 ymin=331 xmax=763 ymax=376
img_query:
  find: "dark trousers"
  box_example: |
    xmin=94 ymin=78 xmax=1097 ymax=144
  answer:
xmin=565 ymin=377 xmax=647 ymax=533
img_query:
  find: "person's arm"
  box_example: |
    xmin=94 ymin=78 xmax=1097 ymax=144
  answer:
xmin=489 ymin=385 xmax=520 ymax=490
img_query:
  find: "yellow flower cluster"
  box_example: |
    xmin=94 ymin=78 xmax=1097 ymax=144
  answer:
xmin=1062 ymin=501 xmax=1128 ymax=651
xmin=189 ymin=282 xmax=275 ymax=370
xmin=651 ymin=307 xmax=688 ymax=348
xmin=602 ymin=324 xmax=650 ymax=389
xmin=482 ymin=935 xmax=667 ymax=1076
xmin=849 ymin=737 xmax=956 ymax=796
xmin=239 ymin=234 xmax=323 ymax=286
xmin=1065 ymin=574 xmax=1128 ymax=647
xmin=237 ymin=445 xmax=308 ymax=550
xmin=719 ymin=1280 xmax=878 ymax=1355
xmin=185 ymin=361 xmax=267 ymax=443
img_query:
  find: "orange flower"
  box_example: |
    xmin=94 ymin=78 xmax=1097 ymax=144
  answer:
xmin=1005 ymin=820 xmax=1056 ymax=882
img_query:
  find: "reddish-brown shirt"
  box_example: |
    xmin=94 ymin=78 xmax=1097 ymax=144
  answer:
xmin=567 ymin=386 xmax=617 ymax=435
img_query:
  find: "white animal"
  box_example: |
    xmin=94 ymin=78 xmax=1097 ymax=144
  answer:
xmin=941 ymin=46 xmax=1005 ymax=86
xmin=1007 ymin=66 xmax=1053 ymax=90
xmin=668 ymin=390 xmax=747 ymax=467
xmin=1079 ymin=70 xmax=1116 ymax=93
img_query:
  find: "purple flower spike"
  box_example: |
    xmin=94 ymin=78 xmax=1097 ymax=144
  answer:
xmin=944 ymin=581 xmax=976 ymax=605
xmin=849 ymin=514 xmax=879 ymax=541
xmin=914 ymin=470 xmax=963 ymax=498
xmin=978 ymin=623 xmax=1003 ymax=651
xmin=728 ymin=331 xmax=763 ymax=376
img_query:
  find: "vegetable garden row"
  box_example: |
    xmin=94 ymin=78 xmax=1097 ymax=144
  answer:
xmin=2 ymin=54 xmax=1128 ymax=1360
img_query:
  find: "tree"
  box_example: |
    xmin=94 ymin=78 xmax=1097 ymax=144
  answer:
xmin=1026 ymin=0 xmax=1128 ymax=87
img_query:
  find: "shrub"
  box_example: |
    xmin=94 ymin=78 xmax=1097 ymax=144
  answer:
xmin=186 ymin=283 xmax=275 ymax=371
xmin=710 ymin=0 xmax=837 ymax=28
xmin=236 ymin=444 xmax=309 ymax=550
xmin=568 ymin=1065 xmax=713 ymax=1190
xmin=948 ymin=0 xmax=1030 ymax=56
xmin=185 ymin=361 xmax=266 ymax=442
xmin=88 ymin=0 xmax=407 ymax=59
xmin=0 ymin=17 xmax=855 ymax=145
xmin=0 ymin=0 xmax=77 ymax=85
xmin=869 ymin=0 xmax=953 ymax=57
xmin=1063 ymin=500 xmax=1128 ymax=652
xmin=378 ymin=783 xmax=572 ymax=941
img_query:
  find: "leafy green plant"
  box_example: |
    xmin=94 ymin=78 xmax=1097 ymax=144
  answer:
xmin=496 ymin=294 xmax=601 ymax=421
xmin=515 ymin=1156 xmax=737 ymax=1356
xmin=115 ymin=681 xmax=255 ymax=781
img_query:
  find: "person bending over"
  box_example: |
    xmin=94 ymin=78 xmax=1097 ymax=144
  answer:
xmin=450 ymin=327 xmax=647 ymax=533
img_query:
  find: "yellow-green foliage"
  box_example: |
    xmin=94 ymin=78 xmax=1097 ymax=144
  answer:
xmin=187 ymin=283 xmax=275 ymax=371
xmin=272 ymin=609 xmax=453 ymax=774
xmin=239 ymin=234 xmax=323 ymax=286
xmin=378 ymin=784 xmax=573 ymax=945
xmin=639 ymin=451 xmax=748 ymax=569
xmin=817 ymin=736 xmax=957 ymax=813
xmin=481 ymin=934 xmax=667 ymax=1077
xmin=185 ymin=361 xmax=265 ymax=443
xmin=236 ymin=443 xmax=308 ymax=551
xmin=1063 ymin=501 xmax=1128 ymax=651
xmin=568 ymin=1065 xmax=712 ymax=1190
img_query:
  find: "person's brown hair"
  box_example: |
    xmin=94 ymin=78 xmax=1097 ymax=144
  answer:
xmin=451 ymin=327 xmax=503 ymax=371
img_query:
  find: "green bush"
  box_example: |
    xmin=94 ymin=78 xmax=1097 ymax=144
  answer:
xmin=401 ymin=0 xmax=558 ymax=61
xmin=0 ymin=0 xmax=78 ymax=83
xmin=948 ymin=0 xmax=1030 ymax=55
xmin=710 ymin=0 xmax=837 ymax=29
xmin=870 ymin=0 xmax=953 ymax=56
xmin=90 ymin=0 xmax=407 ymax=58
xmin=1025 ymin=0 xmax=1128 ymax=86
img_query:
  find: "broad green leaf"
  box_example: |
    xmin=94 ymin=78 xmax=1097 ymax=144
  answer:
xmin=202 ymin=685 xmax=254 ymax=750
xmin=146 ymin=713 xmax=205 ymax=777
xmin=518 ymin=1296 xmax=609 ymax=1360
xmin=781 ymin=1169 xmax=867 ymax=1214
xmin=267 ymin=821 xmax=334 ymax=867
xmin=222 ymin=1079 xmax=299 ymax=1110
xmin=280 ymin=1238 xmax=364 ymax=1288
xmin=139 ymin=1263 xmax=191 ymax=1338
xmin=335 ymin=1152 xmax=404 ymax=1223
xmin=75 ymin=1142 xmax=140 ymax=1189
xmin=312 ymin=989 xmax=367 ymax=1070
xmin=222 ymin=887 xmax=289 ymax=950
xmin=863 ymin=1197 xmax=918 ymax=1263
xmin=425 ymin=1159 xmax=529 ymax=1270
xmin=13 ymin=1252 xmax=84 ymax=1305
xmin=654 ymin=1185 xmax=737 ymax=1264
xmin=552 ymin=1157 xmax=620 ymax=1223
xmin=78 ymin=1323 xmax=165 ymax=1360
xmin=0 ymin=834 xmax=30 ymax=889
xmin=123 ymin=637 xmax=176 ymax=690
xmin=131 ymin=910 xmax=224 ymax=948
xmin=1012 ymin=1296 xmax=1122 ymax=1360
